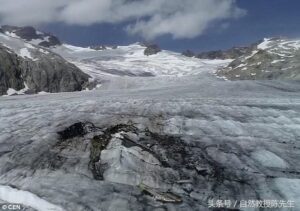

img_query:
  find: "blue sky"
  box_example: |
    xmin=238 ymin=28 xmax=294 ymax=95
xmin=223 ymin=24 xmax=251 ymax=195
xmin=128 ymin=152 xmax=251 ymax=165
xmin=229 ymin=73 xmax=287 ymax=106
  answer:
xmin=1 ymin=0 xmax=299 ymax=52
xmin=40 ymin=0 xmax=300 ymax=52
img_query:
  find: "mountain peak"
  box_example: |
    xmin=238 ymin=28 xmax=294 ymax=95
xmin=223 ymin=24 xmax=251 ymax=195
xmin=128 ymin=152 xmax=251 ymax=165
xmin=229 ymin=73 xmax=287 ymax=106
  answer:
xmin=0 ymin=25 xmax=61 ymax=47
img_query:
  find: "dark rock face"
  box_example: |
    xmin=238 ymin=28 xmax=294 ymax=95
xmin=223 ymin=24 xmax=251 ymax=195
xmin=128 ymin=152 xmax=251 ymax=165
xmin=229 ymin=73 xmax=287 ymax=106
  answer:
xmin=182 ymin=50 xmax=195 ymax=58
xmin=39 ymin=36 xmax=61 ymax=47
xmin=144 ymin=44 xmax=161 ymax=56
xmin=0 ymin=43 xmax=90 ymax=95
xmin=0 ymin=45 xmax=24 ymax=95
xmin=1 ymin=25 xmax=61 ymax=47
xmin=58 ymin=122 xmax=95 ymax=140
xmin=2 ymin=26 xmax=39 ymax=40
xmin=20 ymin=52 xmax=90 ymax=93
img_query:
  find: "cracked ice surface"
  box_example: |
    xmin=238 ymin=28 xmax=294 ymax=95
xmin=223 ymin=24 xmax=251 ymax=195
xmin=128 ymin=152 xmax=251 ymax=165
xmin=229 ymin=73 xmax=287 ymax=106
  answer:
xmin=0 ymin=74 xmax=300 ymax=210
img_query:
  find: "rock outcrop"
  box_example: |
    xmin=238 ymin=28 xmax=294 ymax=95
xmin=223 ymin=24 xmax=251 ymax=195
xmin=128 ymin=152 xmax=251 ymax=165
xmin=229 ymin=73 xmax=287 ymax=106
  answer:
xmin=144 ymin=44 xmax=161 ymax=56
xmin=182 ymin=50 xmax=195 ymax=58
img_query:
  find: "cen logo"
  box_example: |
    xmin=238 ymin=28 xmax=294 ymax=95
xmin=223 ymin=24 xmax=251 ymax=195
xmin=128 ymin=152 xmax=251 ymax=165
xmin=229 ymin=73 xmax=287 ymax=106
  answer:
xmin=1 ymin=204 xmax=22 ymax=210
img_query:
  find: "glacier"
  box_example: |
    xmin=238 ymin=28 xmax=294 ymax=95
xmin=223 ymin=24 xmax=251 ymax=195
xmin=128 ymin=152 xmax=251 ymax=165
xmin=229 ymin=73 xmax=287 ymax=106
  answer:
xmin=0 ymin=32 xmax=300 ymax=210
xmin=0 ymin=69 xmax=300 ymax=210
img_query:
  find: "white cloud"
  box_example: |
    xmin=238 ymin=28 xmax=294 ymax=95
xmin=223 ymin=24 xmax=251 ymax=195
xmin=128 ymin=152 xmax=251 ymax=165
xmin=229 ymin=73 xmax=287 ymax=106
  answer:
xmin=0 ymin=0 xmax=245 ymax=40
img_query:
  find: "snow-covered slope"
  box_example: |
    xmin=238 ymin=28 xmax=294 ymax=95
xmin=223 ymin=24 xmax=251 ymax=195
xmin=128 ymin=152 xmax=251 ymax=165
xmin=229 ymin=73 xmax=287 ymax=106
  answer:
xmin=0 ymin=26 xmax=232 ymax=95
xmin=217 ymin=38 xmax=300 ymax=80
xmin=52 ymin=43 xmax=231 ymax=79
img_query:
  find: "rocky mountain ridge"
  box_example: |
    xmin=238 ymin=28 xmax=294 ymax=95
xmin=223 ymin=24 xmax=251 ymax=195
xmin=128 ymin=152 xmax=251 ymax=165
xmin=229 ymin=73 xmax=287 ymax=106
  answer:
xmin=182 ymin=43 xmax=257 ymax=60
xmin=0 ymin=30 xmax=91 ymax=96
xmin=181 ymin=37 xmax=300 ymax=81
xmin=217 ymin=38 xmax=300 ymax=80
